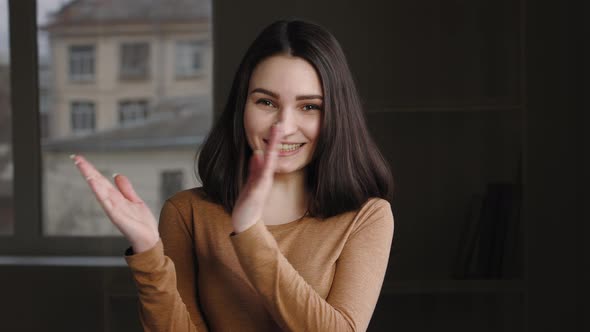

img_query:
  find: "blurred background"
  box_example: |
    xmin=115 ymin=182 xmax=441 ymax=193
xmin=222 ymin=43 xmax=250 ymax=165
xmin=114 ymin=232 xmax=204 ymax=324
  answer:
xmin=0 ymin=0 xmax=587 ymax=331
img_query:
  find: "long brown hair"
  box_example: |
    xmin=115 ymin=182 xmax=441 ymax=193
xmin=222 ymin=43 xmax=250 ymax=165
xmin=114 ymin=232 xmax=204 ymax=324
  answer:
xmin=196 ymin=19 xmax=394 ymax=218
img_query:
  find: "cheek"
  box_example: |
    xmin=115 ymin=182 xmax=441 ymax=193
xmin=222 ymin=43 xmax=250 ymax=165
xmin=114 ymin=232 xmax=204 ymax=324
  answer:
xmin=243 ymin=108 xmax=256 ymax=147
xmin=308 ymin=116 xmax=322 ymax=141
xmin=243 ymin=107 xmax=268 ymax=147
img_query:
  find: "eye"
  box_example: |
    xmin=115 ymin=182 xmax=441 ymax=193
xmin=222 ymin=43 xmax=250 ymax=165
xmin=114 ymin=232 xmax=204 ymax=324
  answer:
xmin=256 ymin=99 xmax=276 ymax=108
xmin=303 ymin=104 xmax=322 ymax=111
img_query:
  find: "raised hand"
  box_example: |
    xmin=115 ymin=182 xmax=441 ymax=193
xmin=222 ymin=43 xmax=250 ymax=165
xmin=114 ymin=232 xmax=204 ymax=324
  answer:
xmin=71 ymin=154 xmax=160 ymax=253
xmin=232 ymin=122 xmax=284 ymax=233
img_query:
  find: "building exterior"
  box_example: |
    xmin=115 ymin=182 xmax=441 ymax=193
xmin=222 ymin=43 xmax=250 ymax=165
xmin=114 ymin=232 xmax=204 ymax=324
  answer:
xmin=43 ymin=0 xmax=212 ymax=138
xmin=41 ymin=0 xmax=213 ymax=235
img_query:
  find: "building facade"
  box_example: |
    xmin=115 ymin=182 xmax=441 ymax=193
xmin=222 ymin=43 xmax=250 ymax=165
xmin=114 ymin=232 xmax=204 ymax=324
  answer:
xmin=41 ymin=0 xmax=213 ymax=235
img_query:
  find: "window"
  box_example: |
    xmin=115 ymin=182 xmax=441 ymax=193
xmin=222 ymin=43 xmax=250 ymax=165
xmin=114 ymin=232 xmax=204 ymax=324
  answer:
xmin=27 ymin=0 xmax=212 ymax=245
xmin=176 ymin=41 xmax=204 ymax=78
xmin=70 ymin=101 xmax=95 ymax=133
xmin=120 ymin=42 xmax=150 ymax=80
xmin=160 ymin=170 xmax=184 ymax=203
xmin=39 ymin=0 xmax=212 ymax=239
xmin=69 ymin=45 xmax=95 ymax=82
xmin=118 ymin=100 xmax=149 ymax=126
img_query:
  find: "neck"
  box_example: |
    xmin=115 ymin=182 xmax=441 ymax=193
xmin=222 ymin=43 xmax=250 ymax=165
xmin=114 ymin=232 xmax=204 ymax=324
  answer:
xmin=263 ymin=169 xmax=309 ymax=225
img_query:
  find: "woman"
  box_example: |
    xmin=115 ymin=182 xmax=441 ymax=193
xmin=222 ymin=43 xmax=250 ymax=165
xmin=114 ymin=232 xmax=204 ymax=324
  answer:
xmin=73 ymin=19 xmax=395 ymax=332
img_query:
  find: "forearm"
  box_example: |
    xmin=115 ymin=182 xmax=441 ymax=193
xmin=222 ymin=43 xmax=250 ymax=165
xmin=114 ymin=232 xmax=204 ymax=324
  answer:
xmin=126 ymin=240 xmax=206 ymax=332
xmin=229 ymin=200 xmax=394 ymax=332
xmin=230 ymin=220 xmax=357 ymax=331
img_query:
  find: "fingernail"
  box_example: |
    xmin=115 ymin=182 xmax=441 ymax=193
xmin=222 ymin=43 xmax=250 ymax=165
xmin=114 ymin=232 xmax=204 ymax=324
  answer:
xmin=254 ymin=149 xmax=264 ymax=155
xmin=74 ymin=160 xmax=81 ymax=165
xmin=69 ymin=154 xmax=76 ymax=160
xmin=112 ymin=173 xmax=119 ymax=179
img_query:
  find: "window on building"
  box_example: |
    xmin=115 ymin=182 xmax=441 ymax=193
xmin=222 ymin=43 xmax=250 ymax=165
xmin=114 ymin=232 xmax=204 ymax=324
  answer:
xmin=176 ymin=41 xmax=204 ymax=78
xmin=69 ymin=45 xmax=95 ymax=82
xmin=120 ymin=42 xmax=150 ymax=80
xmin=118 ymin=100 xmax=149 ymax=126
xmin=160 ymin=170 xmax=184 ymax=203
xmin=70 ymin=101 xmax=96 ymax=133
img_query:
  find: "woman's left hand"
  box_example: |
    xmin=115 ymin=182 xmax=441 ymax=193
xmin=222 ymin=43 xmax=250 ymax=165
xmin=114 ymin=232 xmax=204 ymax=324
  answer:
xmin=232 ymin=122 xmax=284 ymax=233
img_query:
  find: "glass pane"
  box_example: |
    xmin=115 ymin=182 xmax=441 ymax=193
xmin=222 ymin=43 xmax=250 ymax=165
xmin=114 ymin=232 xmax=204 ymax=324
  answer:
xmin=0 ymin=0 xmax=13 ymax=235
xmin=38 ymin=0 xmax=213 ymax=236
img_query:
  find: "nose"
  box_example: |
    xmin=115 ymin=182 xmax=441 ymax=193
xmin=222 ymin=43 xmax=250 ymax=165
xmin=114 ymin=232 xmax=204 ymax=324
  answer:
xmin=277 ymin=107 xmax=297 ymax=136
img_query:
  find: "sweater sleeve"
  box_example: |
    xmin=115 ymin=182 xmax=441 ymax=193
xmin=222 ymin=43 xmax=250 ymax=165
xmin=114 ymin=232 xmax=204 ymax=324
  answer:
xmin=229 ymin=199 xmax=394 ymax=332
xmin=125 ymin=200 xmax=209 ymax=332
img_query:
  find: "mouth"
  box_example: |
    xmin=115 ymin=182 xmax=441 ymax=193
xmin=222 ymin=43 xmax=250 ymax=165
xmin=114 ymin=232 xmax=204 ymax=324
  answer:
xmin=263 ymin=139 xmax=307 ymax=154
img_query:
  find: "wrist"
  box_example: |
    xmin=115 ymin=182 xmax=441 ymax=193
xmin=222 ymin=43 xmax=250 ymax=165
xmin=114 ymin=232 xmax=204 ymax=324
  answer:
xmin=131 ymin=233 xmax=160 ymax=254
xmin=232 ymin=219 xmax=258 ymax=234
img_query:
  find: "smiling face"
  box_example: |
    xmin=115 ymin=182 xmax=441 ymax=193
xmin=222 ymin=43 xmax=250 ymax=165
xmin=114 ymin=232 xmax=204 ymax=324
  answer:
xmin=243 ymin=54 xmax=323 ymax=174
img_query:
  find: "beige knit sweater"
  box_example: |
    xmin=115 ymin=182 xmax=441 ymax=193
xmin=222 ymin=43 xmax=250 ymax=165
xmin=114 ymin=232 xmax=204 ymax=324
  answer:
xmin=124 ymin=187 xmax=394 ymax=331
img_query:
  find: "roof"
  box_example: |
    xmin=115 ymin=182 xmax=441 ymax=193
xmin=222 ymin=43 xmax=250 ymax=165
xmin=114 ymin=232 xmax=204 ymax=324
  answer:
xmin=44 ymin=0 xmax=211 ymax=28
xmin=42 ymin=96 xmax=214 ymax=152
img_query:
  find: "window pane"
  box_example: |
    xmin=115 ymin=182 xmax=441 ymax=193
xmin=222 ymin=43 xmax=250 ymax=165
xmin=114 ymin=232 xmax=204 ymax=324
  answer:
xmin=120 ymin=42 xmax=149 ymax=80
xmin=71 ymin=101 xmax=96 ymax=133
xmin=160 ymin=170 xmax=184 ymax=204
xmin=0 ymin=0 xmax=13 ymax=235
xmin=39 ymin=0 xmax=213 ymax=236
xmin=119 ymin=100 xmax=148 ymax=126
xmin=176 ymin=41 xmax=204 ymax=78
xmin=69 ymin=45 xmax=95 ymax=82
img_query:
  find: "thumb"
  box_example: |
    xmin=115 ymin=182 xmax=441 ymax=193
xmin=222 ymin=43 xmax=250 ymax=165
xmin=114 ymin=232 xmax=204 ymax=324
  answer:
xmin=113 ymin=174 xmax=143 ymax=203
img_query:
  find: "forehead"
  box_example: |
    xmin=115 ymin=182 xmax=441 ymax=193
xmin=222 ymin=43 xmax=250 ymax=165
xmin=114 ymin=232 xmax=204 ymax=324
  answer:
xmin=249 ymin=55 xmax=323 ymax=97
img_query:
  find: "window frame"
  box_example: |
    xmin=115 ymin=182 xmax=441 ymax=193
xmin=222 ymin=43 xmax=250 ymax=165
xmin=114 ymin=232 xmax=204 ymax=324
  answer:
xmin=0 ymin=0 xmax=129 ymax=256
xmin=70 ymin=100 xmax=96 ymax=133
xmin=119 ymin=41 xmax=150 ymax=80
xmin=175 ymin=40 xmax=205 ymax=78
xmin=118 ymin=99 xmax=149 ymax=126
xmin=160 ymin=169 xmax=184 ymax=203
xmin=68 ymin=44 xmax=95 ymax=83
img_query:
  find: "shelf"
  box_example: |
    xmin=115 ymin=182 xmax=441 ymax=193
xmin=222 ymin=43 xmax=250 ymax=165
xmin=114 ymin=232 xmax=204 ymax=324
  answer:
xmin=382 ymin=279 xmax=525 ymax=294
xmin=0 ymin=255 xmax=127 ymax=267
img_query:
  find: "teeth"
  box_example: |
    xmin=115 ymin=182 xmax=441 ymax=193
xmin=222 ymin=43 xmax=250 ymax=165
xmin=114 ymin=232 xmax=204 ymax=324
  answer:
xmin=279 ymin=143 xmax=303 ymax=151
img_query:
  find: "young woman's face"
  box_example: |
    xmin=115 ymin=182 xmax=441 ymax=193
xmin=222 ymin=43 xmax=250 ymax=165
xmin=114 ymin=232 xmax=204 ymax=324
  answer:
xmin=244 ymin=54 xmax=323 ymax=174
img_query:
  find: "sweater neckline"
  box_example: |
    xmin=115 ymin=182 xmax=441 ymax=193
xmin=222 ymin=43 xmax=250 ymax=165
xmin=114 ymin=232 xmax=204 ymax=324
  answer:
xmin=264 ymin=214 xmax=312 ymax=231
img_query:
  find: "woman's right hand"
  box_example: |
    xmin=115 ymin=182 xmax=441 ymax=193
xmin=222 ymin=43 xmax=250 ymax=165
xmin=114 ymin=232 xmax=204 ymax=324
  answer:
xmin=72 ymin=154 xmax=159 ymax=254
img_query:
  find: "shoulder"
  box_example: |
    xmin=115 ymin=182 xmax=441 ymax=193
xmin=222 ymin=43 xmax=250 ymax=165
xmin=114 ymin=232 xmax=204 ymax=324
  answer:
xmin=167 ymin=186 xmax=208 ymax=204
xmin=359 ymin=197 xmax=393 ymax=218
xmin=158 ymin=187 xmax=223 ymax=235
xmin=349 ymin=197 xmax=394 ymax=235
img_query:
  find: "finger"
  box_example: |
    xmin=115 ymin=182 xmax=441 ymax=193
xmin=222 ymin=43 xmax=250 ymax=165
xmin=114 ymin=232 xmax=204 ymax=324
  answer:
xmin=72 ymin=155 xmax=108 ymax=184
xmin=248 ymin=149 xmax=265 ymax=178
xmin=113 ymin=174 xmax=143 ymax=203
xmin=71 ymin=154 xmax=123 ymax=208
xmin=86 ymin=174 xmax=119 ymax=212
xmin=263 ymin=122 xmax=283 ymax=178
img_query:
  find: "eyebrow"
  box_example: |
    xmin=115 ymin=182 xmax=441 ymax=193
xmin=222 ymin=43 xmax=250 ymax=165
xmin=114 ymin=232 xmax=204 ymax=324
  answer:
xmin=250 ymin=88 xmax=323 ymax=101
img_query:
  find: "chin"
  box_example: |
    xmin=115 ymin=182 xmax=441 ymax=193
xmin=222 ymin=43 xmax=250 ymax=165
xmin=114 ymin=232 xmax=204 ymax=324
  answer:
xmin=273 ymin=163 xmax=307 ymax=174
